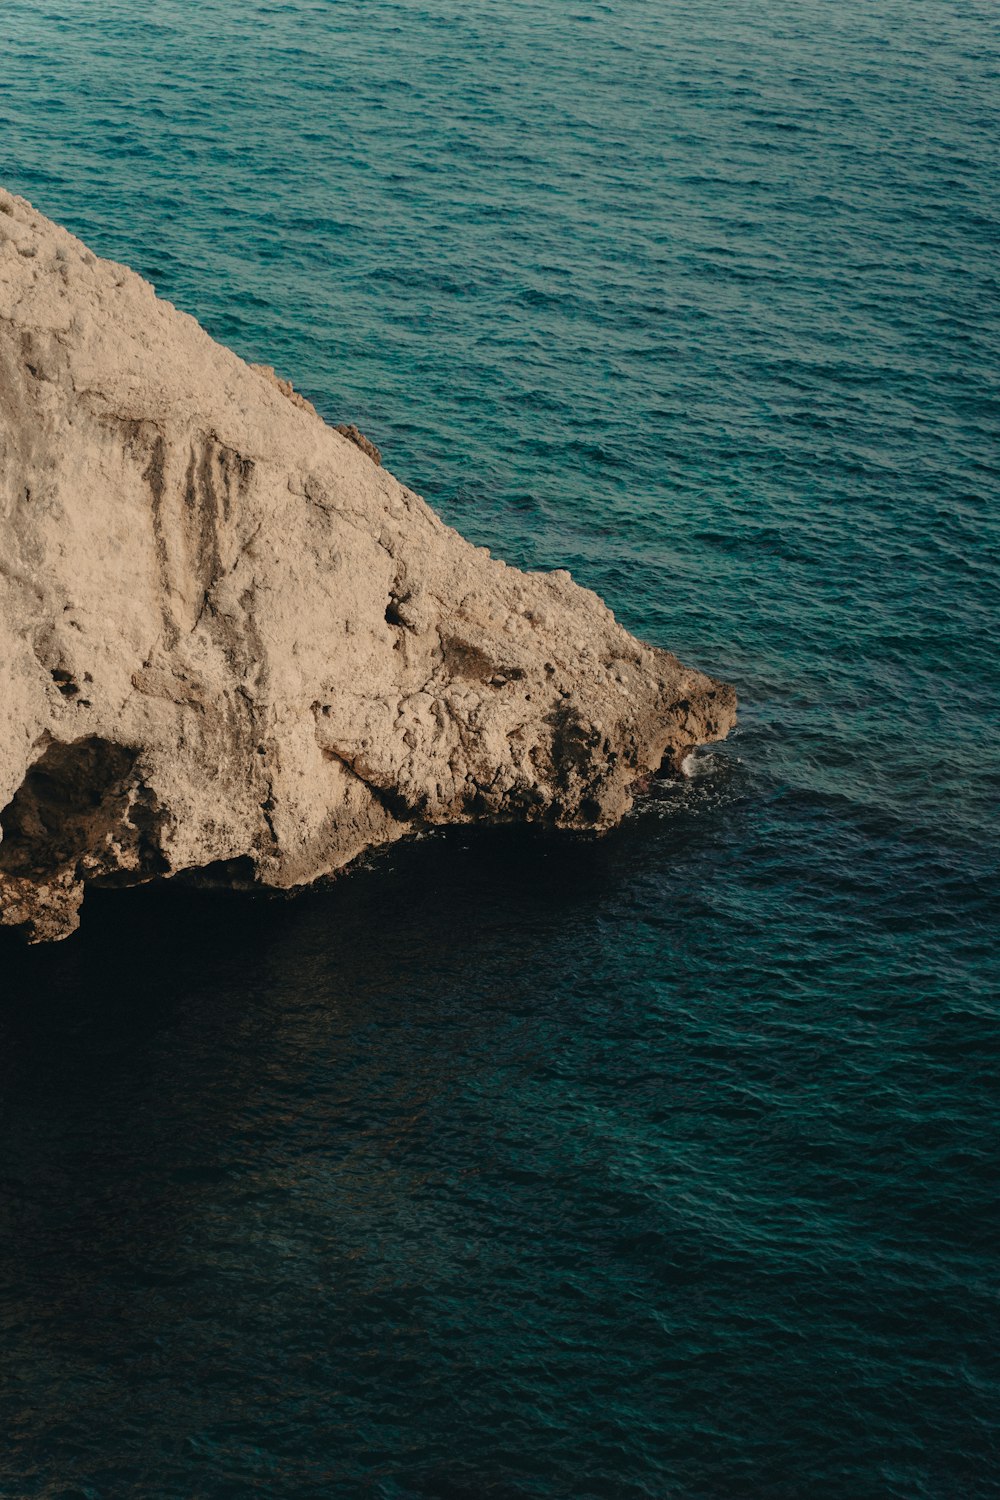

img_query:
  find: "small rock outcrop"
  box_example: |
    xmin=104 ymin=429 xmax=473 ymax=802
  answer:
xmin=0 ymin=189 xmax=736 ymax=942
xmin=334 ymin=423 xmax=382 ymax=467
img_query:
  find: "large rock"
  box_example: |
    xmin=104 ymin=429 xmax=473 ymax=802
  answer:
xmin=0 ymin=188 xmax=736 ymax=942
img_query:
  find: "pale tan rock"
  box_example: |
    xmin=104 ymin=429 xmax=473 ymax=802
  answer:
xmin=0 ymin=188 xmax=735 ymax=942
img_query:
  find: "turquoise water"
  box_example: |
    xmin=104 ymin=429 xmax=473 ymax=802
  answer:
xmin=1 ymin=2 xmax=998 ymax=1495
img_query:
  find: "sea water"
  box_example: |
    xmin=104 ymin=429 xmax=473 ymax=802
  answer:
xmin=1 ymin=2 xmax=998 ymax=1495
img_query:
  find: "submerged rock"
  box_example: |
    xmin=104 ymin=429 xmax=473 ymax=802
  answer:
xmin=0 ymin=188 xmax=736 ymax=942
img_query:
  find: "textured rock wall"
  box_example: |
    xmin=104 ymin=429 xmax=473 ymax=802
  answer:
xmin=0 ymin=188 xmax=735 ymax=941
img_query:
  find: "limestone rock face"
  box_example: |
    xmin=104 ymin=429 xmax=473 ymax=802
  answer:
xmin=0 ymin=188 xmax=736 ymax=942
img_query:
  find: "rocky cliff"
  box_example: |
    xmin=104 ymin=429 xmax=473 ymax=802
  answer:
xmin=0 ymin=188 xmax=735 ymax=942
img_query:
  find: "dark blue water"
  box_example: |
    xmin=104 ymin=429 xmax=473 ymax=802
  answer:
xmin=1 ymin=2 xmax=998 ymax=1495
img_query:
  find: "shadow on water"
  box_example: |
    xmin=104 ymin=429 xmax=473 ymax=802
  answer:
xmin=1 ymin=752 xmax=996 ymax=1499
xmin=0 ymin=792 xmax=779 ymax=1498
xmin=0 ymin=819 xmax=633 ymax=1135
xmin=0 ymin=749 xmax=752 ymax=1032
xmin=0 ymin=809 xmax=709 ymax=1018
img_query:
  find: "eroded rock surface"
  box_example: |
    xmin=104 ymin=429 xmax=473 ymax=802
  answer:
xmin=0 ymin=188 xmax=736 ymax=942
